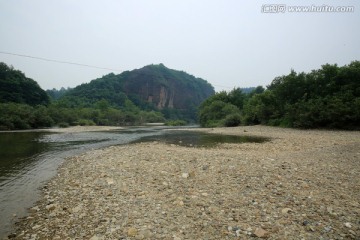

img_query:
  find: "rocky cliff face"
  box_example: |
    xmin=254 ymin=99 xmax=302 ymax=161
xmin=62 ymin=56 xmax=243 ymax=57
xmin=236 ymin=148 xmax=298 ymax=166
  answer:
xmin=121 ymin=64 xmax=214 ymax=111
xmin=157 ymin=86 xmax=171 ymax=109
xmin=126 ymin=82 xmax=173 ymax=109
xmin=62 ymin=64 xmax=215 ymax=121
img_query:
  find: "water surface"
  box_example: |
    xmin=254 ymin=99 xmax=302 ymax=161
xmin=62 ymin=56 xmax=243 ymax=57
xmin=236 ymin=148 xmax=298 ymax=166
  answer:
xmin=0 ymin=127 xmax=165 ymax=237
xmin=134 ymin=130 xmax=268 ymax=147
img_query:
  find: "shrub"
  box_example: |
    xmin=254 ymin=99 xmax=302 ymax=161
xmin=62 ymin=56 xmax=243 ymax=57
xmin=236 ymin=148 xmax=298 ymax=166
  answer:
xmin=223 ymin=113 xmax=242 ymax=127
xmin=78 ymin=119 xmax=96 ymax=126
xmin=165 ymin=120 xmax=187 ymax=126
xmin=58 ymin=122 xmax=69 ymax=128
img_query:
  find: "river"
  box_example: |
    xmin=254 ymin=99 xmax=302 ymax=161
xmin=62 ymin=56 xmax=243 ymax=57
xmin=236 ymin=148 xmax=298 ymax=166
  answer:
xmin=0 ymin=126 xmax=171 ymax=237
xmin=0 ymin=126 xmax=267 ymax=237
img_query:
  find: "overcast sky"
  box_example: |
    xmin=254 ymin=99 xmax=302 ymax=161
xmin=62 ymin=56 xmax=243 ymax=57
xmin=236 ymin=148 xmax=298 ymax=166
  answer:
xmin=0 ymin=0 xmax=359 ymax=92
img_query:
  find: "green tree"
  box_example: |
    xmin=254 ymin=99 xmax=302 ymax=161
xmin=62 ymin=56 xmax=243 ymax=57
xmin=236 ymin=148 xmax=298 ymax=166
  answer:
xmin=199 ymin=100 xmax=240 ymax=127
xmin=0 ymin=62 xmax=50 ymax=106
xmin=95 ymin=99 xmax=110 ymax=112
xmin=241 ymin=61 xmax=360 ymax=129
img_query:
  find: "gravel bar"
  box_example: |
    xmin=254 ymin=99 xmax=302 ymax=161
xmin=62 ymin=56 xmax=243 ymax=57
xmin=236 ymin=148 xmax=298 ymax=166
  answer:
xmin=11 ymin=126 xmax=360 ymax=239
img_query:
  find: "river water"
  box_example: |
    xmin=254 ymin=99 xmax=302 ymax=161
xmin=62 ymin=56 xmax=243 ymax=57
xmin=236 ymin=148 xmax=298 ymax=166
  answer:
xmin=0 ymin=126 xmax=267 ymax=237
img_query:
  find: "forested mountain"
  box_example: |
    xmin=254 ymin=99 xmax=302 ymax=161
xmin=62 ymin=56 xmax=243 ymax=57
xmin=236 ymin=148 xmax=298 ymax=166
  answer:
xmin=199 ymin=61 xmax=360 ymax=129
xmin=0 ymin=62 xmax=50 ymax=105
xmin=59 ymin=64 xmax=215 ymax=120
xmin=0 ymin=63 xmax=214 ymax=130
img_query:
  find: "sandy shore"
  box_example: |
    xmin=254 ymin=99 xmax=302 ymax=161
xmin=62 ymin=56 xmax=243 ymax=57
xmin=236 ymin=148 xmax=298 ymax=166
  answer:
xmin=0 ymin=126 xmax=124 ymax=133
xmin=11 ymin=126 xmax=359 ymax=239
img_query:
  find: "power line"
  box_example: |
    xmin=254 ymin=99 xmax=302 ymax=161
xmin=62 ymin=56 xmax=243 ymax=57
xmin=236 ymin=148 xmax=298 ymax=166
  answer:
xmin=0 ymin=50 xmax=237 ymax=90
xmin=0 ymin=51 xmax=122 ymax=72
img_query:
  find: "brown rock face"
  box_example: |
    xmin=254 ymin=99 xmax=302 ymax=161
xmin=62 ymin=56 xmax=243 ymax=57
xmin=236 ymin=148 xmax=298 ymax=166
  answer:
xmin=62 ymin=64 xmax=214 ymax=121
xmin=121 ymin=64 xmax=214 ymax=111
xmin=157 ymin=86 xmax=171 ymax=109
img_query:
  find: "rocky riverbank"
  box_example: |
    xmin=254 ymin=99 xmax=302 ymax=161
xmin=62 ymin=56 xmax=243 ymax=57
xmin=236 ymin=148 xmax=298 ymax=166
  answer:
xmin=46 ymin=126 xmax=124 ymax=133
xmin=11 ymin=126 xmax=360 ymax=239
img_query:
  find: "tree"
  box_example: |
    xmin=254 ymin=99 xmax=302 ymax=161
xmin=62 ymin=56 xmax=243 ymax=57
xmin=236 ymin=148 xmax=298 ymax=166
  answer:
xmin=199 ymin=100 xmax=240 ymax=127
xmin=242 ymin=61 xmax=360 ymax=129
xmin=0 ymin=62 xmax=50 ymax=106
xmin=228 ymin=88 xmax=246 ymax=110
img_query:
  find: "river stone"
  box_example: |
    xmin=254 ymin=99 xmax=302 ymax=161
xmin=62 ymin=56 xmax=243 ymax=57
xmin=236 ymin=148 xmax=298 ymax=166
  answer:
xmin=281 ymin=208 xmax=292 ymax=214
xmin=29 ymin=206 xmax=40 ymax=213
xmin=344 ymin=222 xmax=352 ymax=228
xmin=89 ymin=235 xmax=103 ymax=240
xmin=10 ymin=126 xmax=360 ymax=240
xmin=182 ymin=173 xmax=189 ymax=178
xmin=45 ymin=204 xmax=58 ymax=211
xmin=128 ymin=227 xmax=138 ymax=237
xmin=254 ymin=227 xmax=268 ymax=238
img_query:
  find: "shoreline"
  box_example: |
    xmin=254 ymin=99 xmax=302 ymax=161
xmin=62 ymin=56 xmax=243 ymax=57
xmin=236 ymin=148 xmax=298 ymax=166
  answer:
xmin=0 ymin=126 xmax=124 ymax=133
xmin=10 ymin=126 xmax=360 ymax=239
xmin=45 ymin=126 xmax=124 ymax=133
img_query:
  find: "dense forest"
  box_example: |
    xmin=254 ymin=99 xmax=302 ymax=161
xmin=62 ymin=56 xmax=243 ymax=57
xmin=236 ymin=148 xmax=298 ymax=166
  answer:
xmin=0 ymin=63 xmax=50 ymax=106
xmin=199 ymin=61 xmax=360 ymax=129
xmin=1 ymin=61 xmax=359 ymax=130
xmin=0 ymin=63 xmax=214 ymax=130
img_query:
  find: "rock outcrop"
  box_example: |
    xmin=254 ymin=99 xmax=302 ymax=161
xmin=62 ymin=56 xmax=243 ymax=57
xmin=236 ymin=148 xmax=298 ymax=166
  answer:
xmin=62 ymin=64 xmax=215 ymax=120
xmin=121 ymin=64 xmax=214 ymax=110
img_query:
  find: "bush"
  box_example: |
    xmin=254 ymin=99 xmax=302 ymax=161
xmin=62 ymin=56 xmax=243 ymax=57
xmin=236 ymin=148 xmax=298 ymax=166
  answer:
xmin=58 ymin=122 xmax=69 ymax=128
xmin=199 ymin=100 xmax=240 ymax=127
xmin=165 ymin=120 xmax=187 ymax=126
xmin=78 ymin=119 xmax=96 ymax=126
xmin=223 ymin=113 xmax=242 ymax=127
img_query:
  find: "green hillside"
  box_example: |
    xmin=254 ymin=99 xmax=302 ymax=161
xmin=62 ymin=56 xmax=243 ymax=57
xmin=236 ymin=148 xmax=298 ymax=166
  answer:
xmin=60 ymin=64 xmax=215 ymax=121
xmin=0 ymin=62 xmax=215 ymax=130
xmin=0 ymin=62 xmax=50 ymax=106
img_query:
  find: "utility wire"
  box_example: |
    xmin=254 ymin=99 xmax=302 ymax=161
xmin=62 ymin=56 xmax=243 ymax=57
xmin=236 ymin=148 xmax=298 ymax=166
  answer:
xmin=0 ymin=50 xmax=237 ymax=90
xmin=0 ymin=50 xmax=122 ymax=72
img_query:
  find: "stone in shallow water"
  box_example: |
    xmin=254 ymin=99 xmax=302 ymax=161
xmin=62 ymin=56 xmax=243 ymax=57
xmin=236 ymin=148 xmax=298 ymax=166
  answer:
xmin=29 ymin=206 xmax=40 ymax=213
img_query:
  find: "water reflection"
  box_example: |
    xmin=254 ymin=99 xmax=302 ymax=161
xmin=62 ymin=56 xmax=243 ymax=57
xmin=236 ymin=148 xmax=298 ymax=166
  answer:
xmin=134 ymin=131 xmax=269 ymax=147
xmin=0 ymin=132 xmax=50 ymax=178
xmin=0 ymin=127 xmax=164 ymax=237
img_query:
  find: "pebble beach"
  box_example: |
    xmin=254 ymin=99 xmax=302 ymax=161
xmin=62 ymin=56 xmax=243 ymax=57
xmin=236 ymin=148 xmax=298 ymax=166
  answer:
xmin=11 ymin=126 xmax=360 ymax=239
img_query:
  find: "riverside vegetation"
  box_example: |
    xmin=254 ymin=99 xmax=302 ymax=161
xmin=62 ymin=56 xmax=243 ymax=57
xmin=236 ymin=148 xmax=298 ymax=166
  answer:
xmin=199 ymin=61 xmax=360 ymax=129
xmin=1 ymin=61 xmax=359 ymax=130
xmin=0 ymin=63 xmax=214 ymax=130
